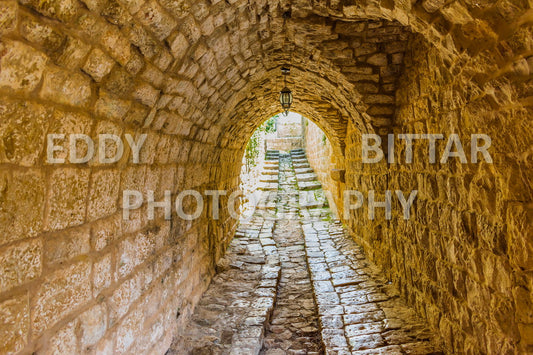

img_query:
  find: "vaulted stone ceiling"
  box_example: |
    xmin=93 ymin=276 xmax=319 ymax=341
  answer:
xmin=1 ymin=0 xmax=533 ymax=353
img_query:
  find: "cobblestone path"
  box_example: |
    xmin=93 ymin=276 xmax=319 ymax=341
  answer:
xmin=260 ymin=154 xmax=323 ymax=354
xmin=168 ymin=150 xmax=442 ymax=355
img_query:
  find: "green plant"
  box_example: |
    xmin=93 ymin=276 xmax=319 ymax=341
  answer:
xmin=244 ymin=117 xmax=277 ymax=168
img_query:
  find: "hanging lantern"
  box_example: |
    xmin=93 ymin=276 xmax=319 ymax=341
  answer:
xmin=279 ymin=87 xmax=293 ymax=116
xmin=279 ymin=67 xmax=292 ymax=116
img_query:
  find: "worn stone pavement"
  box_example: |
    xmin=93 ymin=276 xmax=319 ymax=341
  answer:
xmin=168 ymin=150 xmax=442 ymax=355
xmin=260 ymin=152 xmax=323 ymax=355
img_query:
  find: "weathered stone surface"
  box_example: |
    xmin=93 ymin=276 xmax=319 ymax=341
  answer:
xmin=79 ymin=303 xmax=107 ymax=348
xmin=87 ymin=169 xmax=120 ymax=221
xmin=0 ymin=2 xmax=18 ymax=35
xmin=47 ymin=320 xmax=78 ymax=354
xmin=0 ymin=294 xmax=29 ymax=354
xmin=0 ymin=100 xmax=50 ymax=166
xmin=32 ymin=261 xmax=91 ymax=335
xmin=82 ymin=48 xmax=115 ymax=82
xmin=44 ymin=226 xmax=90 ymax=265
xmin=0 ymin=170 xmax=46 ymax=244
xmin=46 ymin=168 xmax=90 ymax=230
xmin=40 ymin=67 xmax=92 ymax=108
xmin=0 ymin=40 xmax=47 ymax=93
xmin=0 ymin=1 xmax=530 ymax=354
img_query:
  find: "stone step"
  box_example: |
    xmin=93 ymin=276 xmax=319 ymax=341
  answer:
xmin=293 ymin=162 xmax=311 ymax=169
xmin=264 ymin=164 xmax=279 ymax=170
xmin=295 ymin=167 xmax=313 ymax=174
xmin=258 ymin=183 xmax=278 ymax=191
xmin=290 ymin=149 xmax=304 ymax=154
xmin=255 ymin=202 xmax=276 ymax=210
xmin=299 ymin=190 xmax=328 ymax=209
xmin=296 ymin=173 xmax=318 ymax=182
xmin=292 ymin=158 xmax=308 ymax=164
xmin=263 ymin=170 xmax=279 ymax=176
xmin=298 ymin=180 xmax=321 ymax=190
xmin=260 ymin=176 xmax=278 ymax=183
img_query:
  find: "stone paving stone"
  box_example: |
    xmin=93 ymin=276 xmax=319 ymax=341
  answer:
xmin=293 ymin=162 xmax=311 ymax=169
xmin=260 ymin=175 xmax=278 ymax=183
xmin=298 ymin=180 xmax=322 ymax=190
xmin=295 ymin=172 xmax=318 ymax=182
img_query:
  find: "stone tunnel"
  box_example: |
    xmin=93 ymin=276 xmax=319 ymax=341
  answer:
xmin=0 ymin=0 xmax=532 ymax=353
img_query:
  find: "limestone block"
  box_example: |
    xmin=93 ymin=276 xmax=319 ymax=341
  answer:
xmin=87 ymin=169 xmax=120 ymax=221
xmin=0 ymin=40 xmax=47 ymax=94
xmin=115 ymin=308 xmax=143 ymax=353
xmin=44 ymin=226 xmax=90 ymax=266
xmin=421 ymin=0 xmax=447 ymax=13
xmin=101 ymin=26 xmax=132 ymax=66
xmin=0 ymin=170 xmax=46 ymax=244
xmin=83 ymin=48 xmax=115 ymax=82
xmin=95 ymin=91 xmax=132 ymax=121
xmin=440 ymin=3 xmax=473 ymax=25
xmin=367 ymin=53 xmax=388 ymax=66
xmin=0 ymin=239 xmax=42 ymax=292
xmin=31 ymin=261 xmax=92 ymax=335
xmin=55 ymin=36 xmax=91 ymax=70
xmin=91 ymin=214 xmax=122 ymax=251
xmin=20 ymin=14 xmax=66 ymax=54
xmin=20 ymin=0 xmax=79 ymax=22
xmin=0 ymin=1 xmax=18 ymax=35
xmin=136 ymin=0 xmax=177 ymax=40
xmin=0 ymin=295 xmax=29 ymax=353
xmin=93 ymin=253 xmax=113 ymax=297
xmin=40 ymin=67 xmax=92 ymax=108
xmin=0 ymin=101 xmax=51 ymax=166
xmin=132 ymin=81 xmax=160 ymax=107
xmin=79 ymin=303 xmax=108 ymax=347
xmin=46 ymin=320 xmax=78 ymax=354
xmin=46 ymin=168 xmax=90 ymax=230
xmin=108 ymin=275 xmax=142 ymax=322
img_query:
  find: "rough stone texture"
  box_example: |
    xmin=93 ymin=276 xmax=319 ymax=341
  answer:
xmin=260 ymin=154 xmax=323 ymax=354
xmin=304 ymin=119 xmax=343 ymax=215
xmin=168 ymin=157 xmax=280 ymax=355
xmin=0 ymin=0 xmax=531 ymax=353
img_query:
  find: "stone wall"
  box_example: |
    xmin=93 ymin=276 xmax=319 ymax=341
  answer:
xmin=342 ymin=34 xmax=533 ymax=354
xmin=266 ymin=114 xmax=304 ymax=151
xmin=276 ymin=114 xmax=304 ymax=138
xmin=265 ymin=137 xmax=303 ymax=152
xmin=0 ymin=1 xmax=240 ymax=353
xmin=303 ymin=119 xmax=343 ymax=215
xmin=0 ymin=0 xmax=532 ymax=353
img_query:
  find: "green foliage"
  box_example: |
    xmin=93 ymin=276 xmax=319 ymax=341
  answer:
xmin=245 ymin=117 xmax=277 ymax=168
xmin=321 ymin=132 xmax=327 ymax=145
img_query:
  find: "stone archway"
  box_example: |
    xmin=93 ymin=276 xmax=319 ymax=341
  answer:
xmin=0 ymin=0 xmax=532 ymax=353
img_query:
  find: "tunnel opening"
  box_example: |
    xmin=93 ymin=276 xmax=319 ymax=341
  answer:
xmin=0 ymin=0 xmax=531 ymax=353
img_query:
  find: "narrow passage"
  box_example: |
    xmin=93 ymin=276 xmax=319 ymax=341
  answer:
xmin=168 ymin=149 xmax=441 ymax=355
